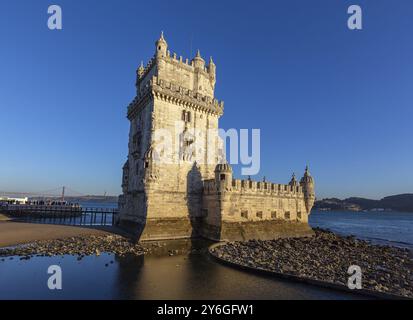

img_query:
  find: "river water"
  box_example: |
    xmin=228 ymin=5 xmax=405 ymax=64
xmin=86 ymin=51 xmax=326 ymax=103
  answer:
xmin=0 ymin=240 xmax=363 ymax=300
xmin=1 ymin=207 xmax=411 ymax=299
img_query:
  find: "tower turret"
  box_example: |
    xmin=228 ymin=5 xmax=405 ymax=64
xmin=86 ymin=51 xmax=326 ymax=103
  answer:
xmin=214 ymin=162 xmax=232 ymax=191
xmin=155 ymin=31 xmax=168 ymax=58
xmin=136 ymin=61 xmax=145 ymax=92
xmin=192 ymin=49 xmax=205 ymax=69
xmin=208 ymin=56 xmax=216 ymax=89
xmin=289 ymin=173 xmax=297 ymax=187
xmin=300 ymin=166 xmax=315 ymax=214
xmin=137 ymin=61 xmax=145 ymax=78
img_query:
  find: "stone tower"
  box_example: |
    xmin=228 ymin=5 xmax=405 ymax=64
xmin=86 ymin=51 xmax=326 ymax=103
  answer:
xmin=118 ymin=32 xmax=224 ymax=239
xmin=118 ymin=33 xmax=316 ymax=241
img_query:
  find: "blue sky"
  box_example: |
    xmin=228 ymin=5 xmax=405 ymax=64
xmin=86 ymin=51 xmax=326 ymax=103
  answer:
xmin=0 ymin=0 xmax=412 ymax=199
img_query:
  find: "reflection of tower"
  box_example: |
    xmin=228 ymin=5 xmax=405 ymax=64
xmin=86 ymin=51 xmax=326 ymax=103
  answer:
xmin=300 ymin=166 xmax=315 ymax=214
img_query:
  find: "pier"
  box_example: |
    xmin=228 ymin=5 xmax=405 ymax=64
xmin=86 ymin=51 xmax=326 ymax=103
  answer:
xmin=1 ymin=205 xmax=119 ymax=226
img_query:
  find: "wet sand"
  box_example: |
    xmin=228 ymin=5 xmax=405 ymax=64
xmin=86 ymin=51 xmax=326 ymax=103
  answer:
xmin=0 ymin=214 xmax=11 ymax=221
xmin=0 ymin=221 xmax=109 ymax=247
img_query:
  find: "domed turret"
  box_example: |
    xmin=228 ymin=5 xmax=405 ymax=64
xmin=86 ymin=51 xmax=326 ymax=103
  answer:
xmin=155 ymin=31 xmax=168 ymax=58
xmin=214 ymin=163 xmax=232 ymax=173
xmin=192 ymin=49 xmax=205 ymax=69
xmin=215 ymin=162 xmax=233 ymax=191
xmin=300 ymin=166 xmax=315 ymax=214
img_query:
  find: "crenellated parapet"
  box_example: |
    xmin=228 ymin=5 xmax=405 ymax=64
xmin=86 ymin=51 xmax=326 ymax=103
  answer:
xmin=203 ymin=178 xmax=304 ymax=196
xmin=137 ymin=51 xmax=215 ymax=84
xmin=127 ymin=75 xmax=224 ymax=119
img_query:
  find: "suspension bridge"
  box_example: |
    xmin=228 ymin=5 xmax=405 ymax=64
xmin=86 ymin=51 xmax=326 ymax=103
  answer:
xmin=0 ymin=186 xmax=113 ymax=201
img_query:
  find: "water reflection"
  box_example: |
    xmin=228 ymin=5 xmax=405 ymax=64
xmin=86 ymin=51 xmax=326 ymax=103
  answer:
xmin=0 ymin=239 xmax=365 ymax=300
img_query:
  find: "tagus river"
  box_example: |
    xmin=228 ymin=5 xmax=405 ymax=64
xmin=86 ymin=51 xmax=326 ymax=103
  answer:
xmin=0 ymin=241 xmax=362 ymax=300
xmin=1 ymin=209 xmax=412 ymax=299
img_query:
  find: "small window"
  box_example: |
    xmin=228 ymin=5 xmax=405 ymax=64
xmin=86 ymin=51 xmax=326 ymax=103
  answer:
xmin=220 ymin=174 xmax=226 ymax=181
xmin=297 ymin=212 xmax=302 ymax=220
xmin=284 ymin=211 xmax=291 ymax=220
xmin=182 ymin=110 xmax=191 ymax=123
xmin=144 ymin=161 xmax=149 ymax=168
xmin=241 ymin=210 xmax=248 ymax=219
xmin=271 ymin=211 xmax=277 ymax=219
xmin=256 ymin=211 xmax=263 ymax=219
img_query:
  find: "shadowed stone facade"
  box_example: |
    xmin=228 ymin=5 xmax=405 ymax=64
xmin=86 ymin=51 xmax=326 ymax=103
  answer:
xmin=117 ymin=33 xmax=315 ymax=241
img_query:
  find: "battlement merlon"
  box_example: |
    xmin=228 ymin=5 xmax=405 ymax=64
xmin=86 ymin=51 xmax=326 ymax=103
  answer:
xmin=206 ymin=164 xmax=316 ymax=214
xmin=127 ymin=75 xmax=224 ymax=120
xmin=135 ymin=32 xmax=218 ymax=101
xmin=203 ymin=178 xmax=305 ymax=195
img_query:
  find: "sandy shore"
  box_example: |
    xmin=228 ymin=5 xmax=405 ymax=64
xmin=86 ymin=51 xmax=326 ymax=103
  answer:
xmin=0 ymin=221 xmax=109 ymax=248
xmin=0 ymin=214 xmax=11 ymax=221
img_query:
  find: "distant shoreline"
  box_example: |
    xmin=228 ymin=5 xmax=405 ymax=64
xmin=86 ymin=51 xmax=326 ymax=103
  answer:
xmin=314 ymin=194 xmax=413 ymax=213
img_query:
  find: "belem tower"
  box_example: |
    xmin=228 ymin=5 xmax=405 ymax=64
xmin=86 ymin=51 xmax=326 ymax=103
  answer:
xmin=117 ymin=33 xmax=315 ymax=241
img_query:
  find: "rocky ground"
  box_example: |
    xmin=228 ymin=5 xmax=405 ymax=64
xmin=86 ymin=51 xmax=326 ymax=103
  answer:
xmin=0 ymin=234 xmax=147 ymax=260
xmin=210 ymin=228 xmax=413 ymax=298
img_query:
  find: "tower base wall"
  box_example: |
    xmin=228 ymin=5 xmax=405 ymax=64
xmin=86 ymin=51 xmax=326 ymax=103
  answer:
xmin=200 ymin=220 xmax=314 ymax=242
xmin=118 ymin=216 xmax=314 ymax=242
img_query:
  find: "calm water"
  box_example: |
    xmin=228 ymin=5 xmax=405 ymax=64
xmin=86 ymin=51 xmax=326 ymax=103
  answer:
xmin=0 ymin=240 xmax=363 ymax=300
xmin=309 ymin=210 xmax=413 ymax=250
xmin=1 ymin=206 xmax=411 ymax=300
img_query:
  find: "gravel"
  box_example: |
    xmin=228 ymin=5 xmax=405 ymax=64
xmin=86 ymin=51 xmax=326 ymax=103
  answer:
xmin=210 ymin=228 xmax=413 ymax=298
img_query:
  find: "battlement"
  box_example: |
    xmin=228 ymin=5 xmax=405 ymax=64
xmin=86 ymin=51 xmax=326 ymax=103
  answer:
xmin=134 ymin=32 xmax=217 ymax=104
xmin=203 ymin=178 xmax=303 ymax=196
xmin=128 ymin=75 xmax=224 ymax=119
xmin=138 ymin=50 xmax=214 ymax=82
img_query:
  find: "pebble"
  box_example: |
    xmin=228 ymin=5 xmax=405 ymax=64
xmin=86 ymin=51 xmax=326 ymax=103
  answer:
xmin=0 ymin=235 xmax=147 ymax=259
xmin=210 ymin=228 xmax=413 ymax=299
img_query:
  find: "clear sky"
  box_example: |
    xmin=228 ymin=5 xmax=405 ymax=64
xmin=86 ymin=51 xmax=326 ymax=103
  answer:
xmin=0 ymin=0 xmax=412 ymax=199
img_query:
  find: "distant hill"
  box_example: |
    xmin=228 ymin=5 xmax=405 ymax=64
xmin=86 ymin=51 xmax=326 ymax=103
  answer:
xmin=315 ymin=194 xmax=413 ymax=212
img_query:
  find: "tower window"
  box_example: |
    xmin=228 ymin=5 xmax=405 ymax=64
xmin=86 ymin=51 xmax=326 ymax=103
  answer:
xmin=220 ymin=174 xmax=226 ymax=181
xmin=271 ymin=211 xmax=277 ymax=219
xmin=256 ymin=211 xmax=263 ymax=219
xmin=182 ymin=110 xmax=191 ymax=123
xmin=241 ymin=210 xmax=248 ymax=219
xmin=284 ymin=211 xmax=291 ymax=220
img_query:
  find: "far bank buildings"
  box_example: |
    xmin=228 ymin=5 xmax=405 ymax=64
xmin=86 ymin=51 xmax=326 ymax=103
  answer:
xmin=117 ymin=33 xmax=315 ymax=241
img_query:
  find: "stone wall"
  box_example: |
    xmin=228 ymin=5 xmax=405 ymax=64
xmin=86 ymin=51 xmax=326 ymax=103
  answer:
xmin=118 ymin=33 xmax=315 ymax=242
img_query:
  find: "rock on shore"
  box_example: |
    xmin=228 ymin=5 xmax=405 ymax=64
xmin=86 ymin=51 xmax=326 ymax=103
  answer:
xmin=210 ymin=228 xmax=413 ymax=298
xmin=0 ymin=234 xmax=146 ymax=259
